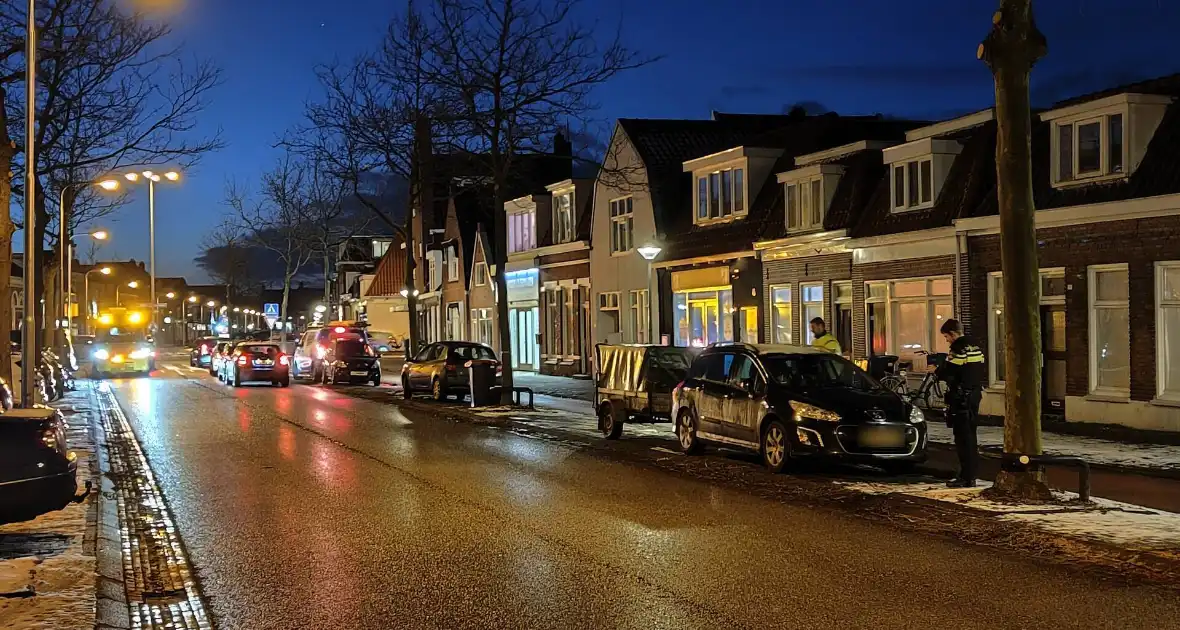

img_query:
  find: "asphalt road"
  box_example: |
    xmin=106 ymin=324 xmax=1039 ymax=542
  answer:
xmin=107 ymin=357 xmax=1180 ymax=630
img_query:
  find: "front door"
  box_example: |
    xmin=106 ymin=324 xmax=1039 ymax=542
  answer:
xmin=1041 ymin=305 xmax=1066 ymax=414
xmin=511 ymin=307 xmax=538 ymax=371
xmin=722 ymin=354 xmax=762 ymax=444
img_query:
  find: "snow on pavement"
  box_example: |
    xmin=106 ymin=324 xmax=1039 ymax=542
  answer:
xmin=839 ymin=480 xmax=1180 ymax=552
xmin=924 ymin=422 xmax=1180 ymax=472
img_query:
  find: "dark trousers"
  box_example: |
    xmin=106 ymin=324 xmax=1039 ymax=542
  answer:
xmin=947 ymin=388 xmax=981 ymax=481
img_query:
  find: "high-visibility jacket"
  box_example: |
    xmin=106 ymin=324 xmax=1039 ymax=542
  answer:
xmin=811 ymin=332 xmax=841 ymax=354
xmin=935 ymin=335 xmax=986 ymax=392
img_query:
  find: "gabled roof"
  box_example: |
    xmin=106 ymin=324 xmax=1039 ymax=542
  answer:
xmin=658 ymin=115 xmax=921 ymax=261
xmin=365 ymin=236 xmax=408 ymax=297
xmin=1049 ymin=72 xmax=1180 ymax=109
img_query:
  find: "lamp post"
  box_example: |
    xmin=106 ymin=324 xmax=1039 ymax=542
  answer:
xmin=637 ymin=245 xmax=662 ymax=345
xmin=117 ymin=281 xmax=139 ymax=307
xmin=83 ymin=266 xmax=112 ymax=334
xmin=21 ymin=0 xmax=37 ymax=407
xmin=121 ymin=169 xmax=180 ymax=332
xmin=59 ymin=178 xmax=119 ymax=350
xmin=64 ymin=229 xmax=109 ymax=342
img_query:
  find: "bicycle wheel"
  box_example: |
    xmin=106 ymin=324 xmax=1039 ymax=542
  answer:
xmin=923 ymin=378 xmax=947 ymax=410
xmin=880 ymin=375 xmax=908 ymax=396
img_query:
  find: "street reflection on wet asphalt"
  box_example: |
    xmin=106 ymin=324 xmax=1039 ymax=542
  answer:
xmin=108 ymin=365 xmax=1180 ymax=630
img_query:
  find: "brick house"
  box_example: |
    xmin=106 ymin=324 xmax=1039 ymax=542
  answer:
xmin=536 ymin=179 xmax=594 ymax=376
xmin=590 ymin=113 xmax=806 ymax=348
xmin=467 ymin=229 xmax=497 ymax=349
xmin=955 ymin=74 xmax=1180 ymax=432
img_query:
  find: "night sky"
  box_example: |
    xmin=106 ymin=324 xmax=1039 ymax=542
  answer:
xmin=70 ymin=0 xmax=1180 ymax=282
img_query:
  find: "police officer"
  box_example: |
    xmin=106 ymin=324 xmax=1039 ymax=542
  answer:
xmin=933 ymin=318 xmax=985 ymax=488
xmin=809 ymin=317 xmax=841 ymax=354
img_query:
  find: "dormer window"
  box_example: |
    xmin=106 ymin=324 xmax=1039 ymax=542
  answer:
xmin=883 ymin=138 xmax=961 ymax=213
xmin=1054 ymin=114 xmax=1123 ymax=184
xmin=777 ymin=164 xmax=843 ymax=232
xmin=693 ymin=165 xmax=746 ymax=224
xmin=892 ymin=159 xmax=933 ymax=211
xmin=1041 ymin=92 xmax=1172 ymax=189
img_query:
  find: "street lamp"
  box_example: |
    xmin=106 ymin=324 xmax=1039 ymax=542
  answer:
xmin=166 ymin=291 xmax=176 ymax=299
xmin=83 ymin=266 xmax=112 ymax=334
xmin=64 ymin=229 xmax=112 ymax=340
xmin=117 ymin=167 xmax=181 ymax=330
xmin=636 ymin=244 xmax=662 ymax=344
xmin=58 ymin=176 xmax=119 ymax=349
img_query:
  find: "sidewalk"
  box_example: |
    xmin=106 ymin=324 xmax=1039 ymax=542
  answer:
xmin=0 ymin=389 xmax=97 ymax=629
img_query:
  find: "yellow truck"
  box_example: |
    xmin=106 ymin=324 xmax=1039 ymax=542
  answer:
xmin=90 ymin=308 xmax=156 ymax=377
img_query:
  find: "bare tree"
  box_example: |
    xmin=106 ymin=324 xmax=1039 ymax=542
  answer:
xmin=979 ymin=0 xmax=1051 ymax=500
xmin=195 ymin=223 xmax=262 ymax=300
xmin=301 ymin=161 xmax=371 ymax=306
xmin=411 ymin=0 xmax=655 ymax=402
xmin=0 ymin=0 xmax=222 ymax=372
xmin=223 ymin=154 xmax=317 ymax=330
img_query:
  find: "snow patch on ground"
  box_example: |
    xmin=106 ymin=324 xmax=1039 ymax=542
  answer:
xmin=925 ymin=423 xmax=1180 ymax=471
xmin=837 ymin=480 xmax=1180 ymax=552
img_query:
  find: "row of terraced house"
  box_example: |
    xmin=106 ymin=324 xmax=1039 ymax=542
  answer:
xmin=351 ymin=72 xmax=1180 ymax=433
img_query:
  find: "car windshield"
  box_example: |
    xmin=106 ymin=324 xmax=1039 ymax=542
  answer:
xmin=762 ymin=353 xmax=882 ymax=392
xmin=244 ymin=345 xmax=279 ymax=357
xmin=336 ymin=340 xmax=370 ymax=357
xmin=98 ymin=328 xmax=149 ymax=344
xmin=450 ymin=345 xmax=496 ymax=361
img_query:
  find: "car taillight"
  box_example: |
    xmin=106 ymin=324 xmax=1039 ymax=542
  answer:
xmin=278 ymin=354 xmax=289 ymax=366
xmin=237 ymin=356 xmax=248 ymax=365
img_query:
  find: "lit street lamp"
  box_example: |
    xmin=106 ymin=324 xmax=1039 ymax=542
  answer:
xmin=637 ymin=244 xmax=662 ymax=344
xmin=120 ymin=168 xmax=181 ymax=330
xmin=64 ymin=229 xmax=111 ymax=340
xmin=57 ymin=176 xmax=118 ymax=349
xmin=83 ymin=266 xmax=112 ymax=334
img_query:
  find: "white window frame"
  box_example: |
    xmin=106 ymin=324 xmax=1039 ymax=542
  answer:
xmin=629 ymin=289 xmax=649 ymax=344
xmin=987 ymin=269 xmax=1065 ymax=387
xmin=693 ymin=162 xmax=747 ymax=225
xmin=1052 ymin=111 xmax=1127 ymax=187
xmin=470 ymin=307 xmax=494 ymax=346
xmin=890 ymin=158 xmax=934 ymax=212
xmin=598 ymin=291 xmax=621 ymax=335
xmin=1156 ymin=262 xmax=1180 ymax=402
xmin=446 ymin=246 xmax=459 ymax=282
xmin=784 ymin=176 xmax=825 ymax=232
xmin=507 ymin=209 xmax=536 ymax=254
xmin=554 ymin=190 xmax=575 ymax=244
xmin=609 ymin=197 xmax=634 ymax=255
xmin=1088 ymin=263 xmax=1130 ymax=398
xmin=474 ymin=262 xmax=488 ymax=286
xmin=769 ymin=284 xmax=793 ymax=344
xmin=445 ymin=302 xmax=464 ymax=341
xmin=801 ymin=282 xmax=824 ymax=345
xmin=865 ymin=276 xmax=953 ymax=357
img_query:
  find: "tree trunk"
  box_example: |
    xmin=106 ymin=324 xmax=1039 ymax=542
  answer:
xmin=493 ymin=174 xmax=514 ymax=404
xmin=979 ymin=0 xmax=1052 ymax=500
xmin=280 ymin=270 xmax=292 ymax=335
xmin=0 ymin=134 xmax=13 ymax=383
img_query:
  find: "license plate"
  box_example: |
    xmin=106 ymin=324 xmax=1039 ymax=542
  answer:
xmin=858 ymin=426 xmax=905 ymax=448
xmin=254 ymin=360 xmax=273 ymax=366
xmin=350 ymin=370 xmax=369 ymax=376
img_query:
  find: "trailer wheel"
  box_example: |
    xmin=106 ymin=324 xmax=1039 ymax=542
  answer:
xmin=600 ymin=402 xmax=624 ymax=440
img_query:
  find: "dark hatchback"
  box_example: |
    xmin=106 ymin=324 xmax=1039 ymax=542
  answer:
xmin=190 ymin=336 xmax=218 ymax=367
xmin=401 ymin=341 xmax=499 ymax=401
xmin=0 ymin=408 xmax=81 ymax=523
xmin=672 ymin=343 xmax=927 ymax=473
xmin=224 ymin=342 xmax=290 ymax=387
xmin=320 ymin=339 xmax=381 ymax=386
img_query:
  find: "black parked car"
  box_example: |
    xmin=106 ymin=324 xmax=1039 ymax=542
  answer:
xmin=0 ymin=408 xmax=82 ymax=523
xmin=222 ymin=342 xmax=291 ymax=387
xmin=672 ymin=343 xmax=928 ymax=474
xmin=320 ymin=338 xmax=381 ymax=386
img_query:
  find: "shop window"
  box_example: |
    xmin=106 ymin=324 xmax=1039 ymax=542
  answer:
xmin=1089 ymin=264 xmax=1130 ymax=396
xmin=674 ymin=289 xmax=733 ymax=348
xmin=771 ymin=286 xmax=792 ymax=344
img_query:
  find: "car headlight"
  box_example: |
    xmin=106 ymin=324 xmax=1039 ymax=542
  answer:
xmin=790 ymin=401 xmax=841 ymax=423
xmin=94 ymin=349 xmax=109 ymax=360
xmin=130 ymin=348 xmax=151 ymax=359
xmin=909 ymin=405 xmax=926 ymax=424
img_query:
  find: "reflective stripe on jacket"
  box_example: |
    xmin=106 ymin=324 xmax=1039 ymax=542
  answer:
xmin=811 ymin=333 xmax=841 ymax=355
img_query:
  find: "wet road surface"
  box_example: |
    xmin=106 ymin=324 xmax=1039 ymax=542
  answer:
xmin=110 ymin=361 xmax=1180 ymax=629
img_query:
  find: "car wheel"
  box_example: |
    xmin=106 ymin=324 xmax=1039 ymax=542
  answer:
xmin=677 ymin=409 xmax=703 ymax=455
xmin=371 ymin=372 xmax=381 ymax=387
xmin=401 ymin=376 xmax=412 ymax=400
xmin=761 ymin=419 xmax=792 ymax=473
xmin=600 ymin=404 xmax=624 ymax=440
xmin=280 ymin=376 xmax=290 ymax=388
xmin=431 ymin=377 xmax=444 ymax=402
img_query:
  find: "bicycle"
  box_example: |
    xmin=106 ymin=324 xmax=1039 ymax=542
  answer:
xmin=878 ymin=351 xmax=948 ymax=410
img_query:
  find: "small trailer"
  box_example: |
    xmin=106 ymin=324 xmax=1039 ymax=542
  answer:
xmin=594 ymin=344 xmax=698 ymax=439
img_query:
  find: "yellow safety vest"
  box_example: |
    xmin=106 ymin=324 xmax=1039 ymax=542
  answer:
xmin=812 ymin=333 xmax=841 ymax=354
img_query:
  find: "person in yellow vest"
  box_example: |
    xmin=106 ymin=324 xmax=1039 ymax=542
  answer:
xmin=809 ymin=317 xmax=841 ymax=354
